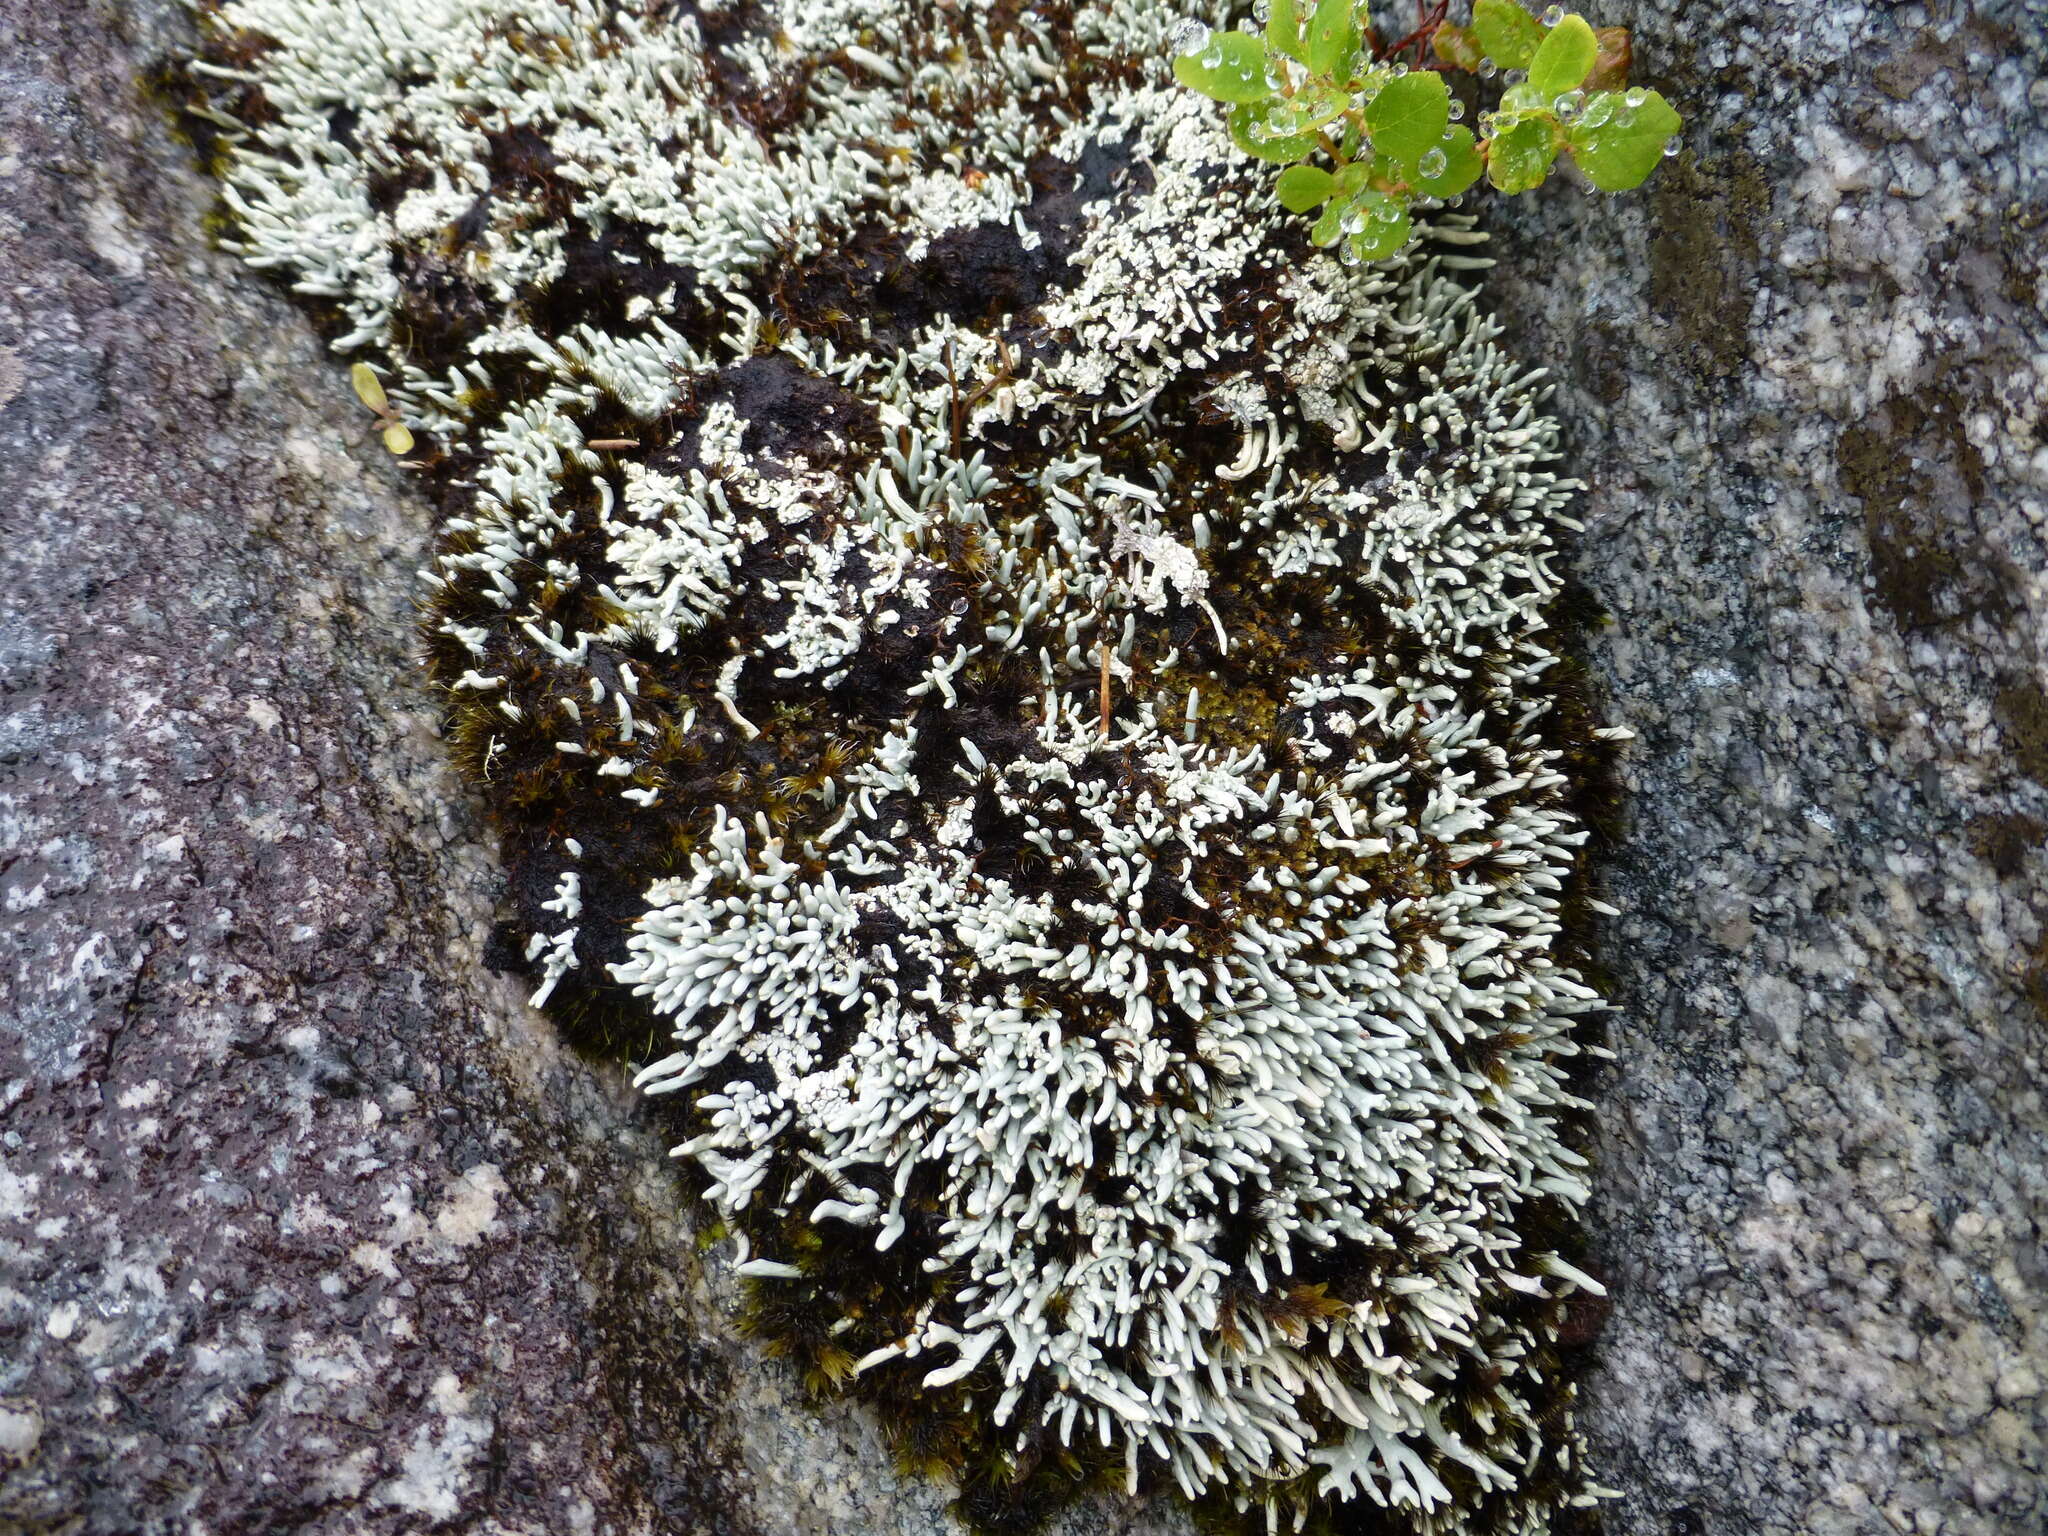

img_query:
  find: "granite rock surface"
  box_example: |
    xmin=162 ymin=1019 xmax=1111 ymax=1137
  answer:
xmin=1484 ymin=3 xmax=2048 ymax=1533
xmin=0 ymin=2 xmax=2041 ymax=1535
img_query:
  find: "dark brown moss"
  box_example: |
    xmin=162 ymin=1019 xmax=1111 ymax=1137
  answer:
xmin=1647 ymin=148 xmax=1768 ymax=380
xmin=1993 ymin=679 xmax=2048 ymax=786
xmin=1839 ymin=381 xmax=2013 ymax=638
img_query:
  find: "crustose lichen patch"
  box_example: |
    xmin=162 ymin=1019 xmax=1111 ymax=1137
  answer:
xmin=186 ymin=2 xmax=1625 ymax=1531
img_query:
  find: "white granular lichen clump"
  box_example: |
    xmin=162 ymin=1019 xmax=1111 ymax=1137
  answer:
xmin=190 ymin=2 xmax=1623 ymax=1530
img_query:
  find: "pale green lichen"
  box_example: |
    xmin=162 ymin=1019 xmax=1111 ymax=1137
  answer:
xmin=187 ymin=3 xmax=1623 ymax=1531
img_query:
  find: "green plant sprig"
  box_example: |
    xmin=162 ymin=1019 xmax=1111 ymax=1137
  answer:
xmin=1172 ymin=0 xmax=1682 ymax=263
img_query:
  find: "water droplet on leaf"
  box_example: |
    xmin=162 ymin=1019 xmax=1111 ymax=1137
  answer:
xmin=1167 ymin=18 xmax=1211 ymax=57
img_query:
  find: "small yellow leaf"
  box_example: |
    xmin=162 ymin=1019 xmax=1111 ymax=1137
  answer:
xmin=382 ymin=421 xmax=415 ymax=455
xmin=350 ymin=361 xmax=388 ymax=411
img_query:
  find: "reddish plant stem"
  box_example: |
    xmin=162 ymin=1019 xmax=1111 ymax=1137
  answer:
xmin=1376 ymin=0 xmax=1451 ymax=64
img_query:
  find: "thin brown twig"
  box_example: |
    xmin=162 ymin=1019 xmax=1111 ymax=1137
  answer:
xmin=1098 ymin=638 xmax=1112 ymax=741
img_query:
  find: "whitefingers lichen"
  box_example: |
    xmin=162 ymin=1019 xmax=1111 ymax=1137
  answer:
xmin=186 ymin=2 xmax=1627 ymax=1531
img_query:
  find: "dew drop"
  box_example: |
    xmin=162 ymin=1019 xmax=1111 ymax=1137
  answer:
xmin=1167 ymin=18 xmax=1211 ymax=57
xmin=1663 ymin=135 xmax=1682 ymax=157
xmin=1391 ymin=62 xmax=1409 ymax=77
xmin=1447 ymin=97 xmax=1466 ymax=121
xmin=1553 ymin=89 xmax=1584 ymax=123
xmin=1625 ymin=87 xmax=1648 ymax=108
xmin=1477 ymin=60 xmax=1498 ymax=79
xmin=1418 ymin=147 xmax=1448 ymax=178
xmin=1540 ymin=4 xmax=1565 ymax=24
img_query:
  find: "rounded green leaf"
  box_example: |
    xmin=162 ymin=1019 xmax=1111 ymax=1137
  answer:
xmin=1266 ymin=0 xmax=1305 ymax=61
xmin=1229 ymin=100 xmax=1320 ymax=162
xmin=1364 ymin=70 xmax=1450 ymax=167
xmin=1486 ymin=116 xmax=1558 ymax=193
xmin=1275 ymin=163 xmax=1336 ymax=212
xmin=1309 ymin=198 xmax=1349 ymax=247
xmin=1414 ymin=126 xmax=1483 ymax=197
xmin=1347 ymin=192 xmax=1412 ymax=260
xmin=1528 ymin=14 xmax=1597 ymax=97
xmin=1566 ymin=88 xmax=1681 ymax=190
xmin=1304 ymin=0 xmax=1358 ymax=79
xmin=1257 ymin=84 xmax=1349 ymax=132
xmin=1173 ymin=30 xmax=1274 ymax=104
xmin=1332 ymin=160 xmax=1372 ymax=197
xmin=350 ymin=362 xmax=389 ymax=411
xmin=1471 ymin=0 xmax=1543 ymax=70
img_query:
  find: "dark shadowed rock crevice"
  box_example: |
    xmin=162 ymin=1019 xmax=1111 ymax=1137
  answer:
xmin=0 ymin=3 xmax=2042 ymax=1536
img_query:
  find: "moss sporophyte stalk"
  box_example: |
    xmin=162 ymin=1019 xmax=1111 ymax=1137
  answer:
xmin=184 ymin=1 xmax=1662 ymax=1530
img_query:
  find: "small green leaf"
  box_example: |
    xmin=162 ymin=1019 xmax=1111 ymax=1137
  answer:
xmin=1275 ymin=163 xmax=1336 ymax=212
xmin=1304 ymin=0 xmax=1357 ymax=78
xmin=1471 ymin=0 xmax=1543 ymax=70
xmin=1332 ymin=160 xmax=1372 ymax=197
xmin=1528 ymin=14 xmax=1597 ymax=97
xmin=350 ymin=361 xmax=389 ymax=412
xmin=1347 ymin=192 xmax=1412 ymax=260
xmin=1585 ymin=26 xmax=1631 ymax=91
xmin=1567 ymin=88 xmax=1681 ymax=190
xmin=1266 ymin=0 xmax=1305 ymax=61
xmin=1173 ymin=30 xmax=1274 ymax=104
xmin=1292 ymin=82 xmax=1352 ymax=130
xmin=1415 ymin=126 xmax=1483 ymax=197
xmin=1364 ymin=70 xmax=1450 ymax=166
xmin=1431 ymin=21 xmax=1486 ymax=73
xmin=1309 ymin=197 xmax=1349 ymax=247
xmin=1230 ymin=100 xmax=1320 ymax=162
xmin=1486 ymin=116 xmax=1557 ymax=193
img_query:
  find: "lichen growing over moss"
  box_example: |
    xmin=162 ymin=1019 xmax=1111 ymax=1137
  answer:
xmin=187 ymin=1 xmax=1623 ymax=1530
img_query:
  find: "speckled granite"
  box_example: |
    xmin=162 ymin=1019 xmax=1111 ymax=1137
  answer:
xmin=0 ymin=1 xmax=2041 ymax=1534
xmin=1482 ymin=3 xmax=2048 ymax=1533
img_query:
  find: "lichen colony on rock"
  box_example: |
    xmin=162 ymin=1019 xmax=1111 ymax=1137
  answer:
xmin=187 ymin=0 xmax=1621 ymax=1530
